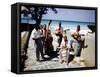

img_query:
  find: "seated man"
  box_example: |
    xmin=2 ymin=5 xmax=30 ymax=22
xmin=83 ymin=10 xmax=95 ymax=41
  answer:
xmin=59 ymin=35 xmax=69 ymax=65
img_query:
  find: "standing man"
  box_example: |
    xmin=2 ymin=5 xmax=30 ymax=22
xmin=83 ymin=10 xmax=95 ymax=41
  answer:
xmin=32 ymin=26 xmax=45 ymax=62
xmin=55 ymin=22 xmax=63 ymax=47
xmin=70 ymin=25 xmax=86 ymax=57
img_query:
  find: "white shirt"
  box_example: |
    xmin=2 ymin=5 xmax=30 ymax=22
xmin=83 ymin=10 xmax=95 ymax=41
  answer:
xmin=31 ymin=29 xmax=42 ymax=39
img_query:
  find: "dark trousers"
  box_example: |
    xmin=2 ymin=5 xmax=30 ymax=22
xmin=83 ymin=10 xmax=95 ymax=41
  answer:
xmin=35 ymin=39 xmax=44 ymax=61
xmin=76 ymin=42 xmax=82 ymax=57
xmin=36 ymin=47 xmax=44 ymax=60
xmin=58 ymin=36 xmax=62 ymax=47
xmin=70 ymin=39 xmax=82 ymax=57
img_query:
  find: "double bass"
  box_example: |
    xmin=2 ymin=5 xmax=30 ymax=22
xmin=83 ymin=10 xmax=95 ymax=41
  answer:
xmin=45 ymin=20 xmax=53 ymax=55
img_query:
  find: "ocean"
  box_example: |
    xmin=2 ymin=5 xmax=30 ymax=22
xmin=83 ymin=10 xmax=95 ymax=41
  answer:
xmin=21 ymin=18 xmax=95 ymax=34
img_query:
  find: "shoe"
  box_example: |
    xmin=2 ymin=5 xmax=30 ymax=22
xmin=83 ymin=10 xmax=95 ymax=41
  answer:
xmin=69 ymin=48 xmax=74 ymax=51
xmin=37 ymin=59 xmax=41 ymax=62
xmin=83 ymin=45 xmax=88 ymax=48
xmin=42 ymin=57 xmax=47 ymax=61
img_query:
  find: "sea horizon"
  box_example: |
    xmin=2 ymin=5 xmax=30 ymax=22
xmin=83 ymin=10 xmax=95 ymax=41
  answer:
xmin=21 ymin=18 xmax=95 ymax=34
xmin=21 ymin=17 xmax=95 ymax=24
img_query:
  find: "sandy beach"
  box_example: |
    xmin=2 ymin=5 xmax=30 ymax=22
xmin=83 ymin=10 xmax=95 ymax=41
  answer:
xmin=21 ymin=29 xmax=96 ymax=71
xmin=81 ymin=33 xmax=95 ymax=67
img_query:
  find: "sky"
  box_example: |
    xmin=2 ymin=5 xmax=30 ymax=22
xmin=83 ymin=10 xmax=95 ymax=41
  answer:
xmin=42 ymin=8 xmax=95 ymax=23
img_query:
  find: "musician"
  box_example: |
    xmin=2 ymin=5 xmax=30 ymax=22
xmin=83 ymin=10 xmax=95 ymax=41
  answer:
xmin=70 ymin=25 xmax=86 ymax=57
xmin=59 ymin=35 xmax=69 ymax=64
xmin=32 ymin=26 xmax=45 ymax=62
xmin=55 ymin=22 xmax=63 ymax=47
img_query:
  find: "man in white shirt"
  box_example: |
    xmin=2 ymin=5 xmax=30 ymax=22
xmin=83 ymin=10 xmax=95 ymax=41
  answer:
xmin=32 ymin=26 xmax=45 ymax=62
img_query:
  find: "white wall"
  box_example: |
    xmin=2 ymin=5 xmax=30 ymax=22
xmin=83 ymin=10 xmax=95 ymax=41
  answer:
xmin=0 ymin=0 xmax=99 ymax=76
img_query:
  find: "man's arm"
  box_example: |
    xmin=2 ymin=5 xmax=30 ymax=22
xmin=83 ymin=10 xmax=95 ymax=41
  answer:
xmin=32 ymin=32 xmax=37 ymax=40
xmin=32 ymin=34 xmax=43 ymax=40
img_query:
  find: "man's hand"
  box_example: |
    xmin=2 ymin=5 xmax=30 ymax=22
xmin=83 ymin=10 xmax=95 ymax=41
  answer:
xmin=32 ymin=38 xmax=35 ymax=40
